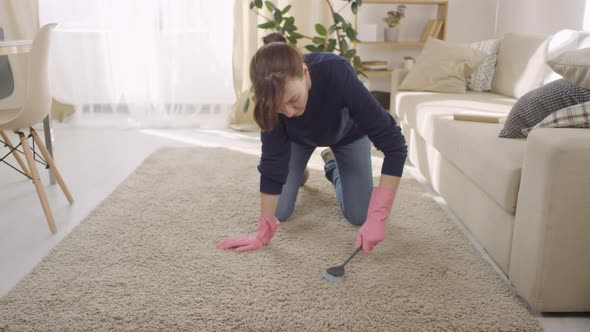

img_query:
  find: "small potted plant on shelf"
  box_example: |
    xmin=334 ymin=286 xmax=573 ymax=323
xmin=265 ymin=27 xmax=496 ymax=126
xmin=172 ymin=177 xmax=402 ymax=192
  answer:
xmin=383 ymin=5 xmax=406 ymax=41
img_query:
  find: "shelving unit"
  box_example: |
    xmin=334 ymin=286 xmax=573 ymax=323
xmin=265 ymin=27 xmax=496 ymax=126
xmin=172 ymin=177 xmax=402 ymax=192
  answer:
xmin=354 ymin=0 xmax=448 ymax=76
xmin=363 ymin=69 xmax=393 ymax=75
xmin=356 ymin=41 xmax=425 ymax=46
xmin=359 ymin=0 xmax=448 ymax=38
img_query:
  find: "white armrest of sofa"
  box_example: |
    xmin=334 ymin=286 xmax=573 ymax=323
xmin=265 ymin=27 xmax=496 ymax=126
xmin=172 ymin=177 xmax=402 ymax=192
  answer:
xmin=390 ymin=69 xmax=409 ymax=115
xmin=510 ymin=128 xmax=590 ymax=312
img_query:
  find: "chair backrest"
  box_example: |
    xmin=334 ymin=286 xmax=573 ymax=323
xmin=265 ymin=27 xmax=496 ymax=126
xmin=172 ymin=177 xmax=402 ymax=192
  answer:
xmin=0 ymin=26 xmax=15 ymax=99
xmin=10 ymin=23 xmax=56 ymax=129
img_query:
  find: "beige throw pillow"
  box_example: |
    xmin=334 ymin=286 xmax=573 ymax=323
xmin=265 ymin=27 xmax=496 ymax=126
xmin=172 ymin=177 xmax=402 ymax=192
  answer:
xmin=399 ymin=38 xmax=486 ymax=93
xmin=548 ymin=47 xmax=590 ymax=90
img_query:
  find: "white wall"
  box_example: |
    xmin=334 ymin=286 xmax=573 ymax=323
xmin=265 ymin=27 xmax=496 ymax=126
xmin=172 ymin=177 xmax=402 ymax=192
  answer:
xmin=446 ymin=0 xmax=497 ymax=42
xmin=350 ymin=0 xmax=497 ymax=91
xmin=352 ymin=0 xmax=498 ymax=43
xmin=496 ymin=0 xmax=587 ymax=37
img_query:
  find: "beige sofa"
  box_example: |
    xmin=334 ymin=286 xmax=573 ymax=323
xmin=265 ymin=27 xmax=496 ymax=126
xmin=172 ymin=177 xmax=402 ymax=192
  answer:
xmin=390 ymin=32 xmax=590 ymax=312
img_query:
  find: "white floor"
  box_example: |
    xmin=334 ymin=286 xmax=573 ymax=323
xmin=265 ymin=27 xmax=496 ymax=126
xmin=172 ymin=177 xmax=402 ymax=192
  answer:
xmin=0 ymin=127 xmax=588 ymax=332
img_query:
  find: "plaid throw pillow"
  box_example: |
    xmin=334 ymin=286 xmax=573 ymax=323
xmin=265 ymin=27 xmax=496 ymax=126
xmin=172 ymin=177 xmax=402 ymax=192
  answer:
xmin=499 ymin=79 xmax=590 ymax=138
xmin=522 ymin=100 xmax=590 ymax=136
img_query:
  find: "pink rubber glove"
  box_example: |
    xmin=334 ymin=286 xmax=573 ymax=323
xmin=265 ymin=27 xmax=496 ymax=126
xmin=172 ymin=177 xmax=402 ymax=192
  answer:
xmin=216 ymin=216 xmax=279 ymax=253
xmin=355 ymin=187 xmax=396 ymax=254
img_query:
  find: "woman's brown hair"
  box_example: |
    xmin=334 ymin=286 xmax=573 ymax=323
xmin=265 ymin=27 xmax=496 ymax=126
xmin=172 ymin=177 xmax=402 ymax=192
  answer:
xmin=250 ymin=32 xmax=304 ymax=131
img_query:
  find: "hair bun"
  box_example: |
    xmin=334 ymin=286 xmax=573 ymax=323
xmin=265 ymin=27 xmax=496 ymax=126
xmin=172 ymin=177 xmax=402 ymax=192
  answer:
xmin=262 ymin=32 xmax=287 ymax=45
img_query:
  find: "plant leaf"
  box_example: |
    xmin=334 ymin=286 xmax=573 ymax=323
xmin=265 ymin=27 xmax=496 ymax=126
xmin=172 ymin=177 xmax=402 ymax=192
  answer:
xmin=242 ymin=97 xmax=250 ymax=113
xmin=273 ymin=8 xmax=283 ymax=22
xmin=289 ymin=31 xmax=304 ymax=39
xmin=312 ymin=36 xmax=325 ymax=45
xmin=305 ymin=45 xmax=325 ymax=53
xmin=333 ymin=13 xmax=345 ymax=24
xmin=346 ymin=25 xmax=358 ymax=41
xmin=281 ymin=4 xmax=292 ymax=14
xmin=264 ymin=1 xmax=276 ymax=12
xmin=258 ymin=21 xmax=275 ymax=29
xmin=283 ymin=16 xmax=296 ymax=32
xmin=255 ymin=0 xmax=263 ymax=9
xmin=329 ymin=24 xmax=338 ymax=34
xmin=351 ymin=2 xmax=358 ymax=14
xmin=344 ymin=49 xmax=357 ymax=59
xmin=315 ymin=24 xmax=327 ymax=36
xmin=283 ymin=24 xmax=296 ymax=32
xmin=340 ymin=38 xmax=349 ymax=53
xmin=353 ymin=55 xmax=362 ymax=69
xmin=304 ymin=45 xmax=318 ymax=52
xmin=327 ymin=39 xmax=337 ymax=52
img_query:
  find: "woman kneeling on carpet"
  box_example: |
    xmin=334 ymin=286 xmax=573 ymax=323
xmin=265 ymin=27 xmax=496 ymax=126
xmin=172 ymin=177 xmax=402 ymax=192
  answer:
xmin=216 ymin=32 xmax=407 ymax=254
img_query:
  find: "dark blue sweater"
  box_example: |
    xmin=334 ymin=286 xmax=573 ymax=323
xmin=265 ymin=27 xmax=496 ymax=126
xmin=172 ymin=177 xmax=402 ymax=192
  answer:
xmin=258 ymin=52 xmax=407 ymax=195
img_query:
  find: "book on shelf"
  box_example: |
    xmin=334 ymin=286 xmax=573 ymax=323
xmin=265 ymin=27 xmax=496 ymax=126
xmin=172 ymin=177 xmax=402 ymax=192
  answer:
xmin=420 ymin=20 xmax=436 ymax=42
xmin=453 ymin=113 xmax=508 ymax=124
xmin=361 ymin=60 xmax=389 ymax=71
xmin=432 ymin=20 xmax=444 ymax=39
xmin=420 ymin=19 xmax=444 ymax=42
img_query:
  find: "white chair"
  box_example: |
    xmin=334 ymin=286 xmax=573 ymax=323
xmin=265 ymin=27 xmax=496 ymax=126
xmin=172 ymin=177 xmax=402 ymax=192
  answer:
xmin=0 ymin=23 xmax=73 ymax=234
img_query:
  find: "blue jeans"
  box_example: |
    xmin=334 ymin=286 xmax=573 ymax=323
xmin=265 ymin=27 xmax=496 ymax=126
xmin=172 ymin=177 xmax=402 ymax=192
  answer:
xmin=275 ymin=136 xmax=373 ymax=225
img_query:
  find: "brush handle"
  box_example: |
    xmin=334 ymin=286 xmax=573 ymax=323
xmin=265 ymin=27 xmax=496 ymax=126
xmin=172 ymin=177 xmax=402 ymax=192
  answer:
xmin=342 ymin=247 xmax=362 ymax=267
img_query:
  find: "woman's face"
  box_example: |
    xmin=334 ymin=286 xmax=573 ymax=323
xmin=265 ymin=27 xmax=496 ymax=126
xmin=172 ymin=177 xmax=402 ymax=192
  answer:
xmin=278 ymin=64 xmax=311 ymax=118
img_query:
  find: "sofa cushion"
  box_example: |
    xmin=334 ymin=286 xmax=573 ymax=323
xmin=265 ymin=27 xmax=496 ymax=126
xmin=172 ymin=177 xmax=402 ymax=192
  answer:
xmin=499 ymin=79 xmax=590 ymax=138
xmin=548 ymin=48 xmax=590 ymax=90
xmin=544 ymin=29 xmax=590 ymax=84
xmin=431 ymin=116 xmax=526 ymax=214
xmin=491 ymin=33 xmax=552 ymax=99
xmin=399 ymin=38 xmax=486 ymax=93
xmin=394 ymin=91 xmax=516 ymax=140
xmin=395 ymin=91 xmax=524 ymax=213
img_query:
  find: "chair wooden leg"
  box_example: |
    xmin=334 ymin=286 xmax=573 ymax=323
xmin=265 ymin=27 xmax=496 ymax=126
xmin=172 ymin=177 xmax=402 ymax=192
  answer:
xmin=30 ymin=128 xmax=74 ymax=204
xmin=18 ymin=132 xmax=57 ymax=234
xmin=0 ymin=130 xmax=31 ymax=177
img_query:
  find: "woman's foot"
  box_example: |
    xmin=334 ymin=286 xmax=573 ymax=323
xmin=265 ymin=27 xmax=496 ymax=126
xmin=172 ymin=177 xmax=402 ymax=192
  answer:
xmin=321 ymin=148 xmax=337 ymax=183
xmin=321 ymin=148 xmax=335 ymax=164
xmin=300 ymin=167 xmax=310 ymax=187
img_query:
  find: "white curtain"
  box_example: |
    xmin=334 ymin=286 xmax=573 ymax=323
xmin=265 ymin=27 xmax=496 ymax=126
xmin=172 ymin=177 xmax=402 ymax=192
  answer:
xmin=38 ymin=0 xmax=235 ymax=128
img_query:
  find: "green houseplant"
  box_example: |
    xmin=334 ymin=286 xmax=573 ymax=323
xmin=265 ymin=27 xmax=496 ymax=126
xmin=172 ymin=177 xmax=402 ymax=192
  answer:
xmin=383 ymin=4 xmax=406 ymax=41
xmin=249 ymin=0 xmax=364 ymax=67
xmin=383 ymin=5 xmax=406 ymax=28
xmin=243 ymin=0 xmax=364 ymax=113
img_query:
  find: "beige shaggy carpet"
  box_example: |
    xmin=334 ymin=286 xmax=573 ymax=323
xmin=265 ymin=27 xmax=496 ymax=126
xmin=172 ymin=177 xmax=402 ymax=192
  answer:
xmin=0 ymin=147 xmax=542 ymax=332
